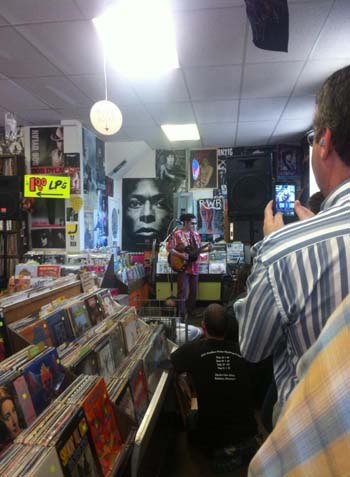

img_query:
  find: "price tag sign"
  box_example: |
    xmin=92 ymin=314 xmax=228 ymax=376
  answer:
xmin=24 ymin=175 xmax=70 ymax=199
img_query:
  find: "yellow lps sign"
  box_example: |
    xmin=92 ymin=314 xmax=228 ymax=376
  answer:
xmin=24 ymin=175 xmax=71 ymax=199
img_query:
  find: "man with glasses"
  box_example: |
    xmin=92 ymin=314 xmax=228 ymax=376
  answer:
xmin=167 ymin=213 xmax=210 ymax=318
xmin=235 ymin=65 xmax=350 ymax=422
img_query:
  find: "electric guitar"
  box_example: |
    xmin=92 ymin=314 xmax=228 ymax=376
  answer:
xmin=168 ymin=237 xmax=221 ymax=272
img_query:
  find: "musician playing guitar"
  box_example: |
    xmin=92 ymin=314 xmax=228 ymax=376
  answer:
xmin=167 ymin=213 xmax=213 ymax=318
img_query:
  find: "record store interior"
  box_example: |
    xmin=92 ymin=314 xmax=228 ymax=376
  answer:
xmin=0 ymin=1 xmax=349 ymax=476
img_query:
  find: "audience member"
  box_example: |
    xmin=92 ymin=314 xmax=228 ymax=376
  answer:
xmin=235 ymin=65 xmax=350 ymax=421
xmin=249 ymin=294 xmax=350 ymax=477
xmin=171 ymin=304 xmax=258 ymax=470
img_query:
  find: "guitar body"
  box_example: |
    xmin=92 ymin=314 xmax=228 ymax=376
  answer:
xmin=167 ymin=245 xmax=197 ymax=272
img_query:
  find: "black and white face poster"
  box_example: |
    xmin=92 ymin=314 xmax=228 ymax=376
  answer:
xmin=122 ymin=178 xmax=173 ymax=251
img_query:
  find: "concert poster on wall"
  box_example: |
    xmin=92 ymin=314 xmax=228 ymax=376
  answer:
xmin=64 ymin=152 xmax=81 ymax=194
xmin=189 ymin=149 xmax=217 ymax=189
xmin=216 ymin=147 xmax=234 ymax=197
xmin=277 ymin=145 xmax=301 ymax=177
xmin=156 ymin=149 xmax=187 ymax=193
xmin=31 ymin=198 xmax=65 ymax=228
xmin=197 ymin=197 xmax=224 ymax=237
xmin=122 ymin=178 xmax=173 ymax=251
xmin=30 ymin=126 xmax=64 ymax=174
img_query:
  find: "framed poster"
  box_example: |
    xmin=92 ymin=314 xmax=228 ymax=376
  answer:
xmin=155 ymin=149 xmax=187 ymax=193
xmin=189 ymin=149 xmax=217 ymax=189
xmin=122 ymin=178 xmax=173 ymax=251
xmin=197 ymin=197 xmax=224 ymax=236
xmin=277 ymin=145 xmax=301 ymax=177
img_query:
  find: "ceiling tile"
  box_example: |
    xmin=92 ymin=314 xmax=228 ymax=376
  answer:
xmin=239 ymin=98 xmax=288 ymax=122
xmin=69 ymin=73 xmax=139 ymax=106
xmin=130 ymin=69 xmax=189 ymax=103
xmin=17 ymin=21 xmax=104 ymax=75
xmin=242 ymin=62 xmax=304 ymax=98
xmin=120 ymin=104 xmax=155 ymax=127
xmin=185 ymin=65 xmax=242 ymax=100
xmin=0 ymin=79 xmax=50 ymax=110
xmin=282 ymin=96 xmax=316 ymax=121
xmin=246 ymin=1 xmax=333 ymax=63
xmin=236 ymin=121 xmax=276 ymax=146
xmin=0 ymin=0 xmax=83 ymax=24
xmin=171 ymin=0 xmax=244 ymax=10
xmin=199 ymin=122 xmax=236 ymax=147
xmin=165 ymin=139 xmax=202 ymax=149
xmin=312 ymin=0 xmax=350 ymax=59
xmin=16 ymin=109 xmax=62 ymax=125
xmin=293 ymin=59 xmax=350 ymax=96
xmin=145 ymin=102 xmax=195 ymax=124
xmin=123 ymin=124 xmax=171 ymax=149
xmin=193 ymin=100 xmax=239 ymax=124
xmin=74 ymin=0 xmax=111 ymax=19
xmin=175 ymin=6 xmax=246 ymax=67
xmin=0 ymin=26 xmax=61 ymax=77
xmin=273 ymin=118 xmax=313 ymax=138
xmin=15 ymin=76 xmax=91 ymax=109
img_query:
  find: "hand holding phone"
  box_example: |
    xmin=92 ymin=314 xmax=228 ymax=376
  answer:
xmin=273 ymin=183 xmax=296 ymax=217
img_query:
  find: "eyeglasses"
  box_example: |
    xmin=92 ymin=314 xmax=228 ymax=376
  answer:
xmin=307 ymin=131 xmax=315 ymax=147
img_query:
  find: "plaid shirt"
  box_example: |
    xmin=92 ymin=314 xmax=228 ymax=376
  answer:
xmin=167 ymin=229 xmax=202 ymax=275
xmin=249 ymin=294 xmax=350 ymax=477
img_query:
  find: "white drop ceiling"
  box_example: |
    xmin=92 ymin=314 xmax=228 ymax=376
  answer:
xmin=0 ymin=0 xmax=349 ymax=149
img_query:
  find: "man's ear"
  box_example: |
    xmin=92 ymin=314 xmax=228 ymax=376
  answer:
xmin=201 ymin=320 xmax=205 ymax=331
xmin=319 ymin=128 xmax=333 ymax=160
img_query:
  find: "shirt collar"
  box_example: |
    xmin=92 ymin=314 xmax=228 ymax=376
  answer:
xmin=321 ymin=179 xmax=350 ymax=210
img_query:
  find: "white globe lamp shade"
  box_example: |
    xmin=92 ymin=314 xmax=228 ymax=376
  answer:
xmin=90 ymin=100 xmax=123 ymax=135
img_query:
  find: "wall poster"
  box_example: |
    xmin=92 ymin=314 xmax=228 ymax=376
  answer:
xmin=122 ymin=178 xmax=173 ymax=251
xmin=197 ymin=197 xmax=224 ymax=237
xmin=155 ymin=149 xmax=187 ymax=193
xmin=189 ymin=149 xmax=217 ymax=189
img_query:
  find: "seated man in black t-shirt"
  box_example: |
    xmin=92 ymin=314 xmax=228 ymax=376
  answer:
xmin=171 ymin=304 xmax=258 ymax=460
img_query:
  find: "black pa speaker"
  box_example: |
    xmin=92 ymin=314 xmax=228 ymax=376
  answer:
xmin=0 ymin=176 xmax=21 ymax=220
xmin=227 ymin=155 xmax=272 ymax=217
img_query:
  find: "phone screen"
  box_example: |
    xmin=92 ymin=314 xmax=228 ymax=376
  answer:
xmin=274 ymin=183 xmax=296 ymax=216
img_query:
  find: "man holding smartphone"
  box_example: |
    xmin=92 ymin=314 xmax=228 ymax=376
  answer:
xmin=235 ymin=65 xmax=350 ymax=422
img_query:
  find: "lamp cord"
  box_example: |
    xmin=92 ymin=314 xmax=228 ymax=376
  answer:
xmin=103 ymin=52 xmax=108 ymax=101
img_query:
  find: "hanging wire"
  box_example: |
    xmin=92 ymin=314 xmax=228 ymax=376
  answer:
xmin=103 ymin=52 xmax=108 ymax=101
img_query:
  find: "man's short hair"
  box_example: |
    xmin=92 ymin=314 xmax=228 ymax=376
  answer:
xmin=314 ymin=65 xmax=350 ymax=166
xmin=203 ymin=304 xmax=228 ymax=337
xmin=180 ymin=213 xmax=195 ymax=223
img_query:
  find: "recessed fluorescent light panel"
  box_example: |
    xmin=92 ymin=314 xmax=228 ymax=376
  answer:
xmin=93 ymin=0 xmax=179 ymax=77
xmin=161 ymin=124 xmax=200 ymax=141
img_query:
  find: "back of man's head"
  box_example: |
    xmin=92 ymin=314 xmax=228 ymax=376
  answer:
xmin=314 ymin=65 xmax=350 ymax=166
xmin=203 ymin=304 xmax=227 ymax=338
xmin=180 ymin=213 xmax=195 ymax=223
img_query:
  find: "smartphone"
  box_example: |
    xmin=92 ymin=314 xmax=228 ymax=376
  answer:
xmin=273 ymin=183 xmax=296 ymax=217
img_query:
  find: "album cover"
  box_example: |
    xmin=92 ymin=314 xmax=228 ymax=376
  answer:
xmin=84 ymin=295 xmax=104 ymax=326
xmin=45 ymin=309 xmax=74 ymax=347
xmin=31 ymin=199 xmax=65 ymax=228
xmin=97 ymin=289 xmax=117 ymax=318
xmin=143 ymin=327 xmax=169 ymax=397
xmin=56 ymin=407 xmax=101 ymax=477
xmin=67 ymin=301 xmax=92 ymax=338
xmin=113 ymin=380 xmax=137 ymax=443
xmin=109 ymin=326 xmax=126 ymax=370
xmin=128 ymin=361 xmax=149 ymax=425
xmin=73 ymin=350 xmax=99 ymax=377
xmin=23 ymin=348 xmax=66 ymax=415
xmin=31 ymin=228 xmax=66 ymax=249
xmin=95 ymin=339 xmax=115 ymax=379
xmin=31 ymin=447 xmax=65 ymax=477
xmin=120 ymin=311 xmax=139 ymax=353
xmin=12 ymin=374 xmax=37 ymax=426
xmin=81 ymin=378 xmax=122 ymax=476
xmin=0 ymin=380 xmax=27 ymax=452
xmin=18 ymin=320 xmax=53 ymax=347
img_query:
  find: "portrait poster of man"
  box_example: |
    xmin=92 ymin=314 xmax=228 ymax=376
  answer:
xmin=30 ymin=126 xmax=64 ymax=173
xmin=155 ymin=149 xmax=187 ymax=192
xmin=216 ymin=147 xmax=234 ymax=197
xmin=122 ymin=178 xmax=173 ymax=251
xmin=197 ymin=197 xmax=224 ymax=237
xmin=189 ymin=149 xmax=218 ymax=189
xmin=277 ymin=145 xmax=301 ymax=177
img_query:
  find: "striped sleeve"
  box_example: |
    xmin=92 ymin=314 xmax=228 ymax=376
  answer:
xmin=234 ymin=257 xmax=282 ymax=362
